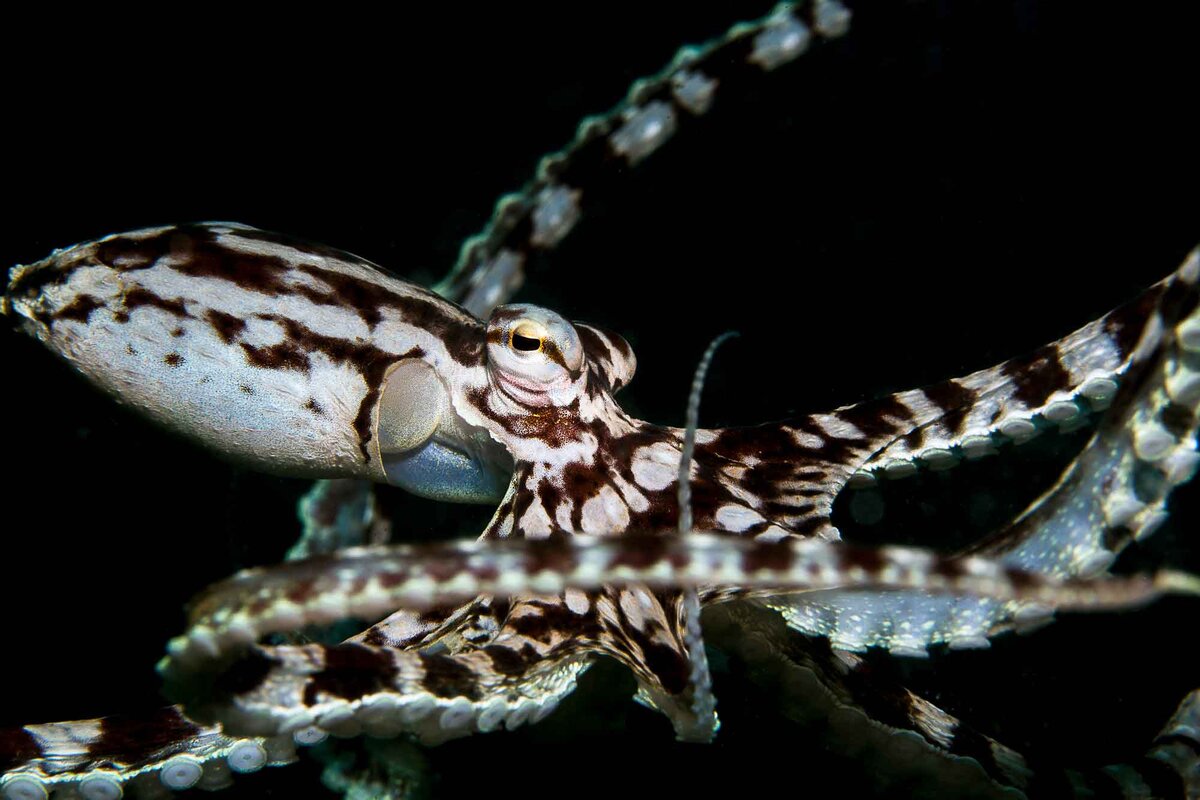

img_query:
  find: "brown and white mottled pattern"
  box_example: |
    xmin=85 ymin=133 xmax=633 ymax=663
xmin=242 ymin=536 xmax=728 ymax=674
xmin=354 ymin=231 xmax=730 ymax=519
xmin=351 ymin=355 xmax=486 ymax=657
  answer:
xmin=4 ymin=228 xmax=1200 ymax=798
xmin=2 ymin=3 xmax=1198 ymax=797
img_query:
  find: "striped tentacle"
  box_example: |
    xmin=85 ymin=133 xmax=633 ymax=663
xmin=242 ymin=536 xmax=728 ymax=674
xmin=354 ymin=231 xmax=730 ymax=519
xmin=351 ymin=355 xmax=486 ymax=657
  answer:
xmin=843 ymin=250 xmax=1199 ymax=492
xmin=704 ymin=249 xmax=1198 ymax=546
xmin=767 ymin=247 xmax=1200 ymax=654
xmin=0 ymin=707 xmax=298 ymax=800
xmin=361 ymin=589 xmax=721 ymax=744
xmin=159 ymin=534 xmax=1193 ymax=678
xmin=164 ymin=640 xmax=591 ymax=748
xmin=979 ymin=248 xmax=1200 ymax=572
xmin=434 ymin=0 xmax=852 ymax=316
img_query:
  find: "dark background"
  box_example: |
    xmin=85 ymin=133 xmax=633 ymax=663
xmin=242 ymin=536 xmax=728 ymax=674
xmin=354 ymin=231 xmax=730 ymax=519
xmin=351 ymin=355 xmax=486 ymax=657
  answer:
xmin=2 ymin=2 xmax=1198 ymax=797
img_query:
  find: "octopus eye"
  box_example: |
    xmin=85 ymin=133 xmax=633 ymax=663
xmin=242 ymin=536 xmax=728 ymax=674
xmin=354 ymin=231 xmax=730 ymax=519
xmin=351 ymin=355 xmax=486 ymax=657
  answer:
xmin=485 ymin=304 xmax=585 ymax=404
xmin=509 ymin=321 xmax=546 ymax=353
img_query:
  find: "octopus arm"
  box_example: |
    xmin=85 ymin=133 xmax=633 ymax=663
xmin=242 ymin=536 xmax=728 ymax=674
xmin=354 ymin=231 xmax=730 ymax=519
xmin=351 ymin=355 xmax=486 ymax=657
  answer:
xmin=698 ymin=247 xmax=1199 ymax=542
xmin=154 ymin=532 xmax=1195 ymax=744
xmin=769 ymin=249 xmax=1200 ymax=654
xmin=0 ymin=706 xmax=299 ymax=797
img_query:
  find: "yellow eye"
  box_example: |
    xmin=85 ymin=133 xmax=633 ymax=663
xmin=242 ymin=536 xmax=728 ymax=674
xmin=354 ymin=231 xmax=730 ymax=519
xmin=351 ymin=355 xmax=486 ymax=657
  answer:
xmin=510 ymin=322 xmax=544 ymax=353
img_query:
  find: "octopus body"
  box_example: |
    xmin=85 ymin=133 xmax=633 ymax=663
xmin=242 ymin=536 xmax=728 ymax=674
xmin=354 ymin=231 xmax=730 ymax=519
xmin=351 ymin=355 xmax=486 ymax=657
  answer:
xmin=2 ymin=3 xmax=1198 ymax=799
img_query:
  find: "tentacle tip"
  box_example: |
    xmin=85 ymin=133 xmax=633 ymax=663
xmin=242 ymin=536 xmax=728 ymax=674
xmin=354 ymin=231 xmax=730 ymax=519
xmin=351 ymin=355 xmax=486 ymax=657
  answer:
xmin=1155 ymin=570 xmax=1200 ymax=597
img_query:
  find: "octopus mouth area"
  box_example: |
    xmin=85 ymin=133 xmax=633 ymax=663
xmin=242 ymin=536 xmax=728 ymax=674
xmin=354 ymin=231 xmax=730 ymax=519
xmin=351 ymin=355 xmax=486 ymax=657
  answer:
xmin=494 ymin=371 xmax=574 ymax=408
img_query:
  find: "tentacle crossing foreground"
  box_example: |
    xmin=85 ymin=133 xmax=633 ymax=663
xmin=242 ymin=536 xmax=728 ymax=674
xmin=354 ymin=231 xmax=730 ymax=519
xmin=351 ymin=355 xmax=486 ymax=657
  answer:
xmin=3 ymin=2 xmax=1198 ymax=799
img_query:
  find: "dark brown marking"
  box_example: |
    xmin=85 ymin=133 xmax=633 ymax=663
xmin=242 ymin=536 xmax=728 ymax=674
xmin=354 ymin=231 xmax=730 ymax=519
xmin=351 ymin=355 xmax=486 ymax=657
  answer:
xmin=304 ymin=644 xmax=399 ymax=705
xmin=638 ymin=640 xmax=690 ymax=696
xmin=239 ymin=384 xmax=254 ymax=395
xmin=113 ymin=310 xmax=130 ymax=323
xmin=0 ymin=727 xmax=42 ymax=772
xmin=741 ymin=541 xmax=794 ymax=573
xmin=1104 ymin=285 xmax=1165 ymax=360
xmin=922 ymin=379 xmax=979 ymax=435
xmin=540 ymin=338 xmax=574 ymax=374
xmin=125 ymin=343 xmax=137 ymax=356
xmin=52 ymin=293 xmax=104 ymax=323
xmin=576 ymin=325 xmax=614 ymax=384
xmin=419 ymin=652 xmax=483 ymax=700
xmin=95 ymin=232 xmax=179 ymax=272
xmin=1160 ymin=401 xmax=1195 ymax=439
xmin=294 ymin=263 xmax=484 ymax=365
xmin=206 ymin=309 xmax=246 ymax=343
xmin=241 ymin=340 xmax=310 ymax=372
xmin=171 ymin=326 xmax=186 ymax=337
xmin=483 ymin=644 xmax=532 ymax=677
xmin=361 ymin=626 xmax=389 ymax=647
xmin=468 ymin=387 xmax=586 ymax=449
xmin=524 ymin=536 xmax=580 ymax=575
xmin=608 ymin=535 xmax=670 ymax=570
xmin=164 ymin=229 xmax=294 ymax=295
xmin=507 ymin=598 xmax=603 ymax=644
xmin=213 ymin=647 xmax=283 ymax=697
xmin=163 ymin=352 xmax=184 ymax=367
xmin=560 ymin=462 xmax=608 ymax=531
xmin=304 ymin=398 xmax=324 ymax=415
xmin=123 ymin=286 xmax=190 ymax=318
xmin=86 ymin=707 xmax=204 ymax=768
xmin=1002 ymin=345 xmax=1071 ymax=409
xmin=837 ymin=396 xmax=916 ymax=441
xmin=1101 ymin=525 xmax=1134 ymax=552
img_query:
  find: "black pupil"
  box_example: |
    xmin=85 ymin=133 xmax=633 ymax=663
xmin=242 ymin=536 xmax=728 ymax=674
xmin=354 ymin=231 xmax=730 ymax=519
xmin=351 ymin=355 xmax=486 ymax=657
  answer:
xmin=512 ymin=332 xmax=541 ymax=352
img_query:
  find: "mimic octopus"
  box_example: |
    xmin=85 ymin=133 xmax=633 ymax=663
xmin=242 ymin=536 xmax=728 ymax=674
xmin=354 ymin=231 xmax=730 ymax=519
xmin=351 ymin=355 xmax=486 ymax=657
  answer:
xmin=2 ymin=2 xmax=1198 ymax=799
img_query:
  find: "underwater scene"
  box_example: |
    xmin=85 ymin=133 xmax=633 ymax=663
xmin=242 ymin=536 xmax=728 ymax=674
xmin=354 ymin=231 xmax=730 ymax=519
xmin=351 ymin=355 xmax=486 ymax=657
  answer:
xmin=2 ymin=2 xmax=1198 ymax=798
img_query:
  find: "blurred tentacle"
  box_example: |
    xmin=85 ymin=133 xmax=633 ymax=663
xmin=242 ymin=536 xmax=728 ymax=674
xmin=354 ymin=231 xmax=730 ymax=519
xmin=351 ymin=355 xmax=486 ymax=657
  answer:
xmin=160 ymin=533 xmax=1194 ymax=676
xmin=435 ymin=0 xmax=852 ymax=315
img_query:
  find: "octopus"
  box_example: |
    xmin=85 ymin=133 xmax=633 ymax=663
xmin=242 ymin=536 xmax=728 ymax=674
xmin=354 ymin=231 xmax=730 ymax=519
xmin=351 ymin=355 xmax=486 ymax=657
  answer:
xmin=2 ymin=1 xmax=1200 ymax=800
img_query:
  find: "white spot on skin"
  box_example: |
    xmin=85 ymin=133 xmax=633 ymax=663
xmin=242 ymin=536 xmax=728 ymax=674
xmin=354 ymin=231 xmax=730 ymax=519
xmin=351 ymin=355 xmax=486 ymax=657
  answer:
xmin=580 ymin=485 xmax=630 ymax=534
xmin=714 ymin=503 xmax=767 ymax=533
xmin=564 ymin=588 xmax=591 ymax=615
xmin=631 ymin=441 xmax=682 ymax=491
xmin=518 ymin=500 xmax=555 ymax=538
xmin=618 ymin=589 xmax=651 ymax=631
xmin=790 ymin=429 xmax=824 ymax=449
